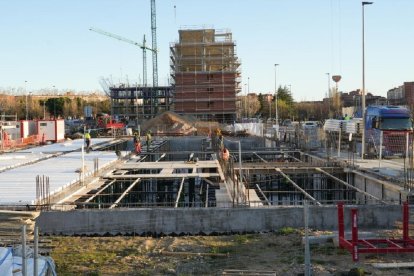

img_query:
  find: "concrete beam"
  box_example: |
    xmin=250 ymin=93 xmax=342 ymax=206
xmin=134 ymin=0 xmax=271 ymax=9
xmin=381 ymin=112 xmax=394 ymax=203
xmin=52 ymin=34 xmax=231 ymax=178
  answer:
xmin=105 ymin=173 xmax=221 ymax=179
xmin=315 ymin=168 xmax=387 ymax=204
xmin=109 ymin=178 xmax=141 ymax=209
xmin=84 ymin=179 xmax=116 ymax=203
xmin=174 ymin=178 xmax=185 ymax=208
xmin=275 ymin=168 xmax=322 ymax=206
xmin=253 ymin=152 xmax=268 ymax=163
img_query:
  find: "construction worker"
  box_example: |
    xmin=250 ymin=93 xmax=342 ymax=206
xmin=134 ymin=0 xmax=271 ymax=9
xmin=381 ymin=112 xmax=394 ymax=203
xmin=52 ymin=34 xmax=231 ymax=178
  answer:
xmin=145 ymin=131 xmax=152 ymax=151
xmin=221 ymin=148 xmax=230 ymax=174
xmin=133 ymin=131 xmax=140 ymax=144
xmin=84 ymin=131 xmax=91 ymax=151
xmin=135 ymin=138 xmax=142 ymax=154
xmin=222 ymin=148 xmax=230 ymax=161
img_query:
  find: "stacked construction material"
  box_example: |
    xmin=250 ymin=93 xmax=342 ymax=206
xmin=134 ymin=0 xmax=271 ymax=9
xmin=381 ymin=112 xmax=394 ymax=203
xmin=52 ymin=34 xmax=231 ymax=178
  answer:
xmin=323 ymin=119 xmax=343 ymax=132
xmin=323 ymin=119 xmax=362 ymax=134
xmin=345 ymin=118 xmax=362 ymax=134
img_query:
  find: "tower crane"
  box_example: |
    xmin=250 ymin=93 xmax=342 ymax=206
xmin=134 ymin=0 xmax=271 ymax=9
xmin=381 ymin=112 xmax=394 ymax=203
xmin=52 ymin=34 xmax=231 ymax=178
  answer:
xmin=89 ymin=27 xmax=155 ymax=86
xmin=151 ymin=0 xmax=158 ymax=87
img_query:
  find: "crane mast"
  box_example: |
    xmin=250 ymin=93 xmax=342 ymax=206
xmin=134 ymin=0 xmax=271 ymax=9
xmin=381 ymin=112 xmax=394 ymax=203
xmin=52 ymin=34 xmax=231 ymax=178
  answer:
xmin=142 ymin=35 xmax=147 ymax=86
xmin=151 ymin=0 xmax=158 ymax=87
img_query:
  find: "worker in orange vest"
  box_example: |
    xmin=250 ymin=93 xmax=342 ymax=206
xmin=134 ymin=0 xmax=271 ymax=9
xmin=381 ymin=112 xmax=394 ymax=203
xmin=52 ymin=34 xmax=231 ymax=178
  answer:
xmin=222 ymin=148 xmax=230 ymax=161
xmin=135 ymin=138 xmax=142 ymax=154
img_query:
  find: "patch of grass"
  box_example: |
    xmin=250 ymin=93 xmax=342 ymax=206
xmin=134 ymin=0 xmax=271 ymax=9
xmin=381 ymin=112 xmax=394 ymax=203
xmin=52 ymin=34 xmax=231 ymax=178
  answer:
xmin=295 ymin=255 xmax=304 ymax=264
xmin=313 ymin=258 xmax=330 ymax=265
xmin=234 ymin=234 xmax=250 ymax=244
xmin=210 ymin=246 xmax=228 ymax=254
xmin=277 ymin=227 xmax=296 ymax=235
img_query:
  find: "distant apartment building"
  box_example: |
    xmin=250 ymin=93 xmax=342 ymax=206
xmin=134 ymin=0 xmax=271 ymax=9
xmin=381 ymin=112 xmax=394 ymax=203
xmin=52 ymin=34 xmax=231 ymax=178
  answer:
xmin=387 ymin=86 xmax=404 ymax=105
xmin=387 ymin=82 xmax=414 ymax=106
xmin=109 ymin=85 xmax=173 ymax=125
xmin=170 ymin=29 xmax=241 ymax=123
xmin=404 ymin=82 xmax=414 ymax=106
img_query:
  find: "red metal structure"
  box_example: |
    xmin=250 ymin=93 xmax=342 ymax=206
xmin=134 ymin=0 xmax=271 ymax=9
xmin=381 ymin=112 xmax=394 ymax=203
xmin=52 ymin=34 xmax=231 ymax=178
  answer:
xmin=337 ymin=202 xmax=414 ymax=262
xmin=96 ymin=114 xmax=125 ymax=135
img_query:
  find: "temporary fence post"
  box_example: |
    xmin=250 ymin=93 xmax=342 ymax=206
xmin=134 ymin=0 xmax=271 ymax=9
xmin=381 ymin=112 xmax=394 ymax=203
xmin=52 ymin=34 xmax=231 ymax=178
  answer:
xmin=351 ymin=208 xmax=359 ymax=262
xmin=81 ymin=144 xmax=85 ymax=185
xmin=406 ymin=132 xmax=409 ymax=160
xmin=338 ymin=128 xmax=341 ymax=158
xmin=304 ymin=200 xmax=312 ymax=276
xmin=379 ymin=131 xmax=383 ymax=168
xmin=34 ymin=226 xmax=39 ymax=276
xmin=22 ymin=225 xmax=27 ymax=276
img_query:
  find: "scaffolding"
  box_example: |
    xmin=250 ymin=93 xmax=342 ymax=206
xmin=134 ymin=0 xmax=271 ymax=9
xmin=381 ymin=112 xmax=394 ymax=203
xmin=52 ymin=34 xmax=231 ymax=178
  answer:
xmin=109 ymin=85 xmax=173 ymax=126
xmin=170 ymin=29 xmax=241 ymax=123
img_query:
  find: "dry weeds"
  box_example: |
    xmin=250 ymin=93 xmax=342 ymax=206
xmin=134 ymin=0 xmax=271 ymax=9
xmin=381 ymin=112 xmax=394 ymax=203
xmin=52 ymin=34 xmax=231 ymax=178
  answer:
xmin=50 ymin=230 xmax=414 ymax=275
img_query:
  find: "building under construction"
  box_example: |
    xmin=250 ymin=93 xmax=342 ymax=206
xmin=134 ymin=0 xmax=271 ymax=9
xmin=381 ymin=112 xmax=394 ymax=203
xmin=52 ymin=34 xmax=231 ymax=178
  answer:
xmin=109 ymin=85 xmax=173 ymax=126
xmin=170 ymin=29 xmax=241 ymax=123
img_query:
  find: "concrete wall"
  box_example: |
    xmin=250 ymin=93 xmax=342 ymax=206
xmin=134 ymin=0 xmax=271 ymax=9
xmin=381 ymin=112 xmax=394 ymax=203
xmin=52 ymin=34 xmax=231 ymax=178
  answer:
xmin=37 ymin=205 xmax=403 ymax=235
xmin=224 ymin=136 xmax=265 ymax=151
xmin=169 ymin=137 xmax=205 ymax=152
xmin=354 ymin=173 xmax=406 ymax=203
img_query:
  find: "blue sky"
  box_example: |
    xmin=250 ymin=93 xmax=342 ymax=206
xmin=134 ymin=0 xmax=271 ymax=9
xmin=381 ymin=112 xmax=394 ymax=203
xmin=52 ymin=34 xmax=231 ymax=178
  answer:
xmin=1 ymin=0 xmax=413 ymax=101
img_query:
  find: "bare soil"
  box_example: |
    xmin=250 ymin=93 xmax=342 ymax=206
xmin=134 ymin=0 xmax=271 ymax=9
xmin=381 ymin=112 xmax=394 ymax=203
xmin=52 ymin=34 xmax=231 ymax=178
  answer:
xmin=50 ymin=229 xmax=414 ymax=276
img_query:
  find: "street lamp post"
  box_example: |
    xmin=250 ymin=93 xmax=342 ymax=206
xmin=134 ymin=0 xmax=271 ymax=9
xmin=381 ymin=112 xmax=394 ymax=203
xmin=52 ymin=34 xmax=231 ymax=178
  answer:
xmin=326 ymin=73 xmax=331 ymax=118
xmin=53 ymin=85 xmax=56 ymax=119
xmin=361 ymin=1 xmax=373 ymax=159
xmin=135 ymin=83 xmax=139 ymax=128
xmin=244 ymin=83 xmax=247 ymax=119
xmin=274 ymin=64 xmax=279 ymax=138
xmin=25 ymin=81 xmax=28 ymax=120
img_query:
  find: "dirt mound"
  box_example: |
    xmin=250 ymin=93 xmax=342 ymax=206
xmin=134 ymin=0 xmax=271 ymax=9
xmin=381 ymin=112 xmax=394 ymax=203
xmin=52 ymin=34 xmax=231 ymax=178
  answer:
xmin=194 ymin=121 xmax=221 ymax=135
xmin=140 ymin=111 xmax=223 ymax=136
xmin=141 ymin=111 xmax=197 ymax=136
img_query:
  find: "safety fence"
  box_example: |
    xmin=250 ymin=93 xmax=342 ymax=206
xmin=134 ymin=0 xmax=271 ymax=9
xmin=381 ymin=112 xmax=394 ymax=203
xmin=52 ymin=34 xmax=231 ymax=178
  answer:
xmin=0 ymin=134 xmax=41 ymax=151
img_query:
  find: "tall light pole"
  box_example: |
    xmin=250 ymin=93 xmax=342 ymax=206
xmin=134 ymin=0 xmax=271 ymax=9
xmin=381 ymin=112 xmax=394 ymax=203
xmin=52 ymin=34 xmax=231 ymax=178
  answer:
xmin=274 ymin=64 xmax=279 ymax=125
xmin=244 ymin=83 xmax=247 ymax=119
xmin=135 ymin=83 xmax=139 ymax=127
xmin=326 ymin=73 xmax=331 ymax=118
xmin=247 ymin=77 xmax=250 ymax=118
xmin=53 ymin=85 xmax=56 ymax=119
xmin=361 ymin=1 xmax=373 ymax=159
xmin=43 ymin=98 xmax=46 ymax=119
xmin=25 ymin=81 xmax=28 ymax=120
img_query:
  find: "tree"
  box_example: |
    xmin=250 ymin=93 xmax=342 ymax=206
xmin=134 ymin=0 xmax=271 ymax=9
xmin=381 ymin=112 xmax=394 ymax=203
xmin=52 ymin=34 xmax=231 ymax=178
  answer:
xmin=274 ymin=86 xmax=295 ymax=120
xmin=46 ymin=98 xmax=65 ymax=118
xmin=246 ymin=94 xmax=260 ymax=118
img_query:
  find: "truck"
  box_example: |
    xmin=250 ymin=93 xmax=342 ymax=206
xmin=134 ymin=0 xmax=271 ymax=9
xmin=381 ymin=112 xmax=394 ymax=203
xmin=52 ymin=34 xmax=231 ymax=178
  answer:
xmin=365 ymin=105 xmax=413 ymax=157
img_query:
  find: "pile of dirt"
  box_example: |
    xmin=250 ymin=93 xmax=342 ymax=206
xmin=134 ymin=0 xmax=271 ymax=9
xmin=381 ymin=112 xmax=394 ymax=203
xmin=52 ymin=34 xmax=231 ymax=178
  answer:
xmin=193 ymin=121 xmax=221 ymax=136
xmin=141 ymin=111 xmax=222 ymax=136
xmin=141 ymin=111 xmax=197 ymax=136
